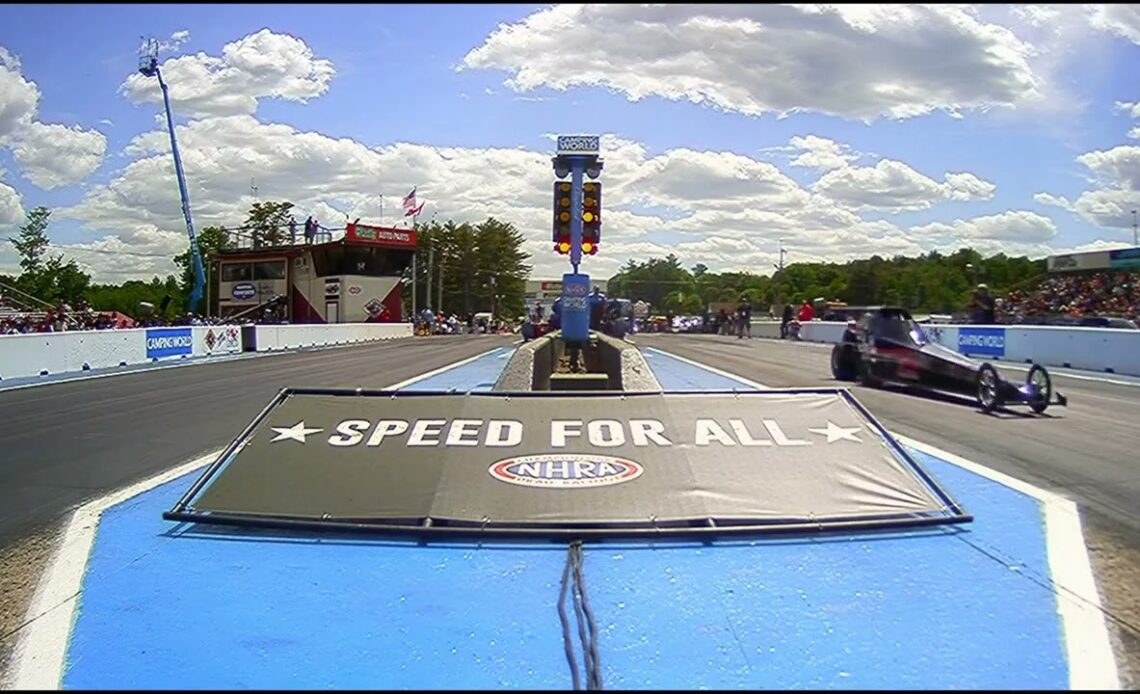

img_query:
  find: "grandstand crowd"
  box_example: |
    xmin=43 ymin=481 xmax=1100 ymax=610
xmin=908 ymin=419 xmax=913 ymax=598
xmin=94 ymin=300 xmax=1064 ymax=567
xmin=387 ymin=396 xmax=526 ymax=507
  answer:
xmin=1000 ymin=270 xmax=1139 ymax=323
xmin=3 ymin=269 xmax=1139 ymax=334
xmin=0 ymin=299 xmax=247 ymax=335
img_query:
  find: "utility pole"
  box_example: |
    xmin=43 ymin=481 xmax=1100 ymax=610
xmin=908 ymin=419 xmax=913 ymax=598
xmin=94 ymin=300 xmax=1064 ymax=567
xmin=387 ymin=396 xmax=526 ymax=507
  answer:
xmin=437 ymin=249 xmax=444 ymax=316
xmin=1132 ymin=209 xmax=1137 ymax=247
xmin=773 ymin=240 xmax=788 ymax=305
xmin=426 ymin=244 xmax=434 ymax=312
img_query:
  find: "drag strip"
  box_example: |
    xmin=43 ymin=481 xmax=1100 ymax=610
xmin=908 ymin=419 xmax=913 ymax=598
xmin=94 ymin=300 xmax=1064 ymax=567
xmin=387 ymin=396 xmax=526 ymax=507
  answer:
xmin=631 ymin=333 xmax=1140 ymax=534
xmin=633 ymin=333 xmax=1140 ymax=685
xmin=0 ymin=335 xmax=515 ymax=546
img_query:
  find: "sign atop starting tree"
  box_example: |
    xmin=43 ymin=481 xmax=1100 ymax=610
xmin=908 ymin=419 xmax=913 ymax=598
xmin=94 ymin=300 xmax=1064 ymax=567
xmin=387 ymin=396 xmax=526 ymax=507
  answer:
xmin=556 ymin=134 xmax=600 ymax=155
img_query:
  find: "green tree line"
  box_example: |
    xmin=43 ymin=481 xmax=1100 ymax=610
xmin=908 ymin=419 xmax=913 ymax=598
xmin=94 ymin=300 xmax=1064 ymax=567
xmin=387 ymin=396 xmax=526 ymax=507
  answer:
xmin=2 ymin=203 xmax=533 ymax=321
xmin=607 ymin=249 xmax=1047 ymax=315
xmin=409 ymin=217 xmax=532 ymax=320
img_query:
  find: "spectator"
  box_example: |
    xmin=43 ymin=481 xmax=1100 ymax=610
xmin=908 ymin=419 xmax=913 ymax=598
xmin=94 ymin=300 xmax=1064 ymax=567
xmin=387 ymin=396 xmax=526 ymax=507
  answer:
xmin=797 ymin=300 xmax=814 ymax=324
xmin=841 ymin=318 xmax=859 ymax=344
xmin=969 ymin=284 xmax=996 ymax=324
xmin=588 ymin=287 xmax=606 ymax=331
xmin=736 ymin=296 xmax=752 ymax=339
xmin=289 ymin=216 xmax=298 ymax=244
xmin=781 ymin=303 xmax=793 ymax=339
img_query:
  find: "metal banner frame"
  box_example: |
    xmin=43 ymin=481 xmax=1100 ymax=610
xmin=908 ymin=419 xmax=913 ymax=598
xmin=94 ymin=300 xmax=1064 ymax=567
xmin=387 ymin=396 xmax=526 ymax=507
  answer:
xmin=164 ymin=387 xmax=972 ymax=541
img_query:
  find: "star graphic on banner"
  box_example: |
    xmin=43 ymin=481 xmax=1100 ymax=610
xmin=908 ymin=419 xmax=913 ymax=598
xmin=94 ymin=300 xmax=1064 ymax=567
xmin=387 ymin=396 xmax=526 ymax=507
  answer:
xmin=269 ymin=421 xmax=324 ymax=444
xmin=808 ymin=421 xmax=863 ymax=444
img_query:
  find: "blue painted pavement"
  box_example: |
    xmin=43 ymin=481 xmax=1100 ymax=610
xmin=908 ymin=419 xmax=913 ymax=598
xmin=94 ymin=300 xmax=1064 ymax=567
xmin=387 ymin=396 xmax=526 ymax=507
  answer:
xmin=60 ymin=343 xmax=1072 ymax=689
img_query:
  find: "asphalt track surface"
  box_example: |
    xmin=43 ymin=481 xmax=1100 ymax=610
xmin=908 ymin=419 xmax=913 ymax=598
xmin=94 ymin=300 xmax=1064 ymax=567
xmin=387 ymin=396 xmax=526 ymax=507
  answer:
xmin=0 ymin=335 xmax=516 ymax=546
xmin=632 ymin=334 xmax=1140 ymax=682
xmin=631 ymin=333 xmax=1140 ymax=535
xmin=1 ymin=331 xmax=1138 ymax=686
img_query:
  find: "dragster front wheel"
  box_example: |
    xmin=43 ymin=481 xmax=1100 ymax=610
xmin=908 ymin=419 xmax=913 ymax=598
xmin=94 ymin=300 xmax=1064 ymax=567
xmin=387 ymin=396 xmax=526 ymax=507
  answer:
xmin=977 ymin=362 xmax=1003 ymax=413
xmin=1027 ymin=364 xmax=1052 ymax=414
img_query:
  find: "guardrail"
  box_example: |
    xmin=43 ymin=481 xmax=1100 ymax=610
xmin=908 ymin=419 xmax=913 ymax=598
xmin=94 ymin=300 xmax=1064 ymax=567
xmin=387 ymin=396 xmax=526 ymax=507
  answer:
xmin=0 ymin=323 xmax=412 ymax=381
xmin=750 ymin=320 xmax=1140 ymax=376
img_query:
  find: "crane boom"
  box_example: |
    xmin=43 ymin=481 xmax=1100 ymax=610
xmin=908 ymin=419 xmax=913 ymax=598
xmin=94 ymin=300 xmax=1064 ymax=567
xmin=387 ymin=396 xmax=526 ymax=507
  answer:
xmin=155 ymin=70 xmax=206 ymax=315
xmin=138 ymin=38 xmax=205 ymax=315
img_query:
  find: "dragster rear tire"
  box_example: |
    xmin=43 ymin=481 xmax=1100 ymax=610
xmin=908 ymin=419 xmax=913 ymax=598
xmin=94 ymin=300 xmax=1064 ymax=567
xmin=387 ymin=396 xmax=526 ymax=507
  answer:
xmin=831 ymin=344 xmax=857 ymax=381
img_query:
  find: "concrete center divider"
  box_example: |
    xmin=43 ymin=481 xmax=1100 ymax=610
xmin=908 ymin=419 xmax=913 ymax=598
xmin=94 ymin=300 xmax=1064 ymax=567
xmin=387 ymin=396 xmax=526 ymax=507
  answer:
xmin=750 ymin=319 xmax=1140 ymax=376
xmin=0 ymin=322 xmax=412 ymax=381
xmin=494 ymin=331 xmax=662 ymax=392
xmin=245 ymin=322 xmax=412 ymax=352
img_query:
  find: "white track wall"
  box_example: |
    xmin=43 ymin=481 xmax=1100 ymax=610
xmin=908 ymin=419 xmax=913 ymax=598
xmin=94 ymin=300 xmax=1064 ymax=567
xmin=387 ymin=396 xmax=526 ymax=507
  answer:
xmin=0 ymin=323 xmax=410 ymax=381
xmin=251 ymin=322 xmax=412 ymax=351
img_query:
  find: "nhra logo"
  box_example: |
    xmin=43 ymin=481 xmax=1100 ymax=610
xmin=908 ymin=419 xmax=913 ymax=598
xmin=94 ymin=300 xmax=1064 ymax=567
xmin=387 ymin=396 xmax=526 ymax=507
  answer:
xmin=489 ymin=454 xmax=643 ymax=489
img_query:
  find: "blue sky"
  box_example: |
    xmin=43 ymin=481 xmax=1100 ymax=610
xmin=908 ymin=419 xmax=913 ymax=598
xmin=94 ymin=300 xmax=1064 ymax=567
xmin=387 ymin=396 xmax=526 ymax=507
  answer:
xmin=0 ymin=4 xmax=1138 ymax=282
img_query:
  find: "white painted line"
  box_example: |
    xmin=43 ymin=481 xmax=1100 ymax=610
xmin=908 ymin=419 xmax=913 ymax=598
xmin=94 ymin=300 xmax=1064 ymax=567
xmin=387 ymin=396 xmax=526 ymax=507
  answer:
xmin=894 ymin=434 xmax=1120 ymax=691
xmin=6 ymin=452 xmax=220 ymax=691
xmin=644 ymin=346 xmax=770 ymax=390
xmin=5 ymin=345 xmax=509 ymax=691
xmin=1043 ymin=496 xmax=1122 ymax=689
xmin=648 ymin=347 xmax=1121 ymax=690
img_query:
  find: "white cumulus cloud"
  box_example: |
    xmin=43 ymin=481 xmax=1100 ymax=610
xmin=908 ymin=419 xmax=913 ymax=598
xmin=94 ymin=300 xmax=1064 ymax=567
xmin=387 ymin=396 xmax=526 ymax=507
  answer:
xmin=787 ymin=136 xmax=862 ymax=173
xmin=7 ymin=122 xmax=108 ymax=190
xmin=459 ymin=4 xmax=1042 ymax=122
xmin=0 ymin=45 xmax=108 ymax=189
xmin=67 ymin=118 xmax=993 ymax=281
xmin=1089 ymin=4 xmax=1140 ymax=44
xmin=909 ymin=210 xmax=1059 ymax=243
xmin=0 ymin=178 xmax=24 ymax=227
xmin=120 ymin=29 xmax=336 ymax=118
xmin=813 ymin=159 xmax=996 ymax=211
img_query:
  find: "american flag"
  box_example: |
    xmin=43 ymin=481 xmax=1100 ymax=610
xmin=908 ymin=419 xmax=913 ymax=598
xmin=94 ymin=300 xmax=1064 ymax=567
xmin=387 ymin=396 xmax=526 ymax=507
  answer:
xmin=402 ymin=187 xmax=417 ymax=212
xmin=405 ymin=201 xmax=425 ymax=217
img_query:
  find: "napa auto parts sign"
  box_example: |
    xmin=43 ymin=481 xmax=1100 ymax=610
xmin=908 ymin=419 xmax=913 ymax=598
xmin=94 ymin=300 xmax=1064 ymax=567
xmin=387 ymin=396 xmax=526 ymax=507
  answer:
xmin=346 ymin=223 xmax=416 ymax=248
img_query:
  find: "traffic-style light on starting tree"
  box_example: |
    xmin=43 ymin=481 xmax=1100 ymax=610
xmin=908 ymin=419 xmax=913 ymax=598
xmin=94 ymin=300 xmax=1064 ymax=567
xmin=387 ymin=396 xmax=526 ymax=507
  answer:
xmin=552 ymin=181 xmax=572 ymax=254
xmin=581 ymin=182 xmax=601 ymax=255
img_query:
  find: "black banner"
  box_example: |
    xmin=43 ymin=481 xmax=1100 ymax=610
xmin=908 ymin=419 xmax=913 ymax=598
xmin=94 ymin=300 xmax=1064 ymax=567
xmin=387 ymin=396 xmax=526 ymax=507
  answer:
xmin=170 ymin=390 xmax=967 ymax=536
